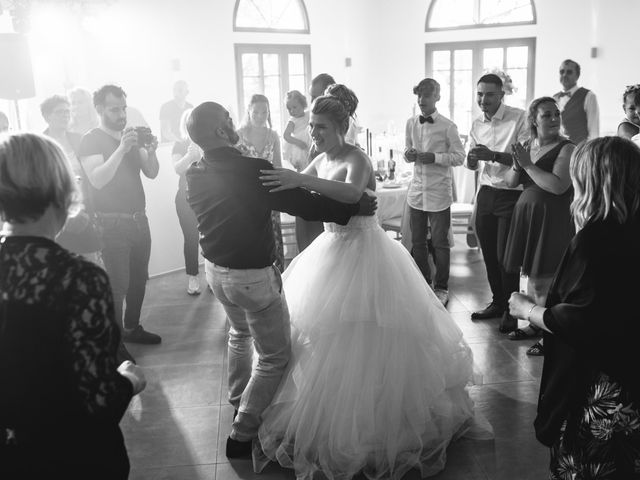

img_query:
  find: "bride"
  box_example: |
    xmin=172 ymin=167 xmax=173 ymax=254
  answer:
xmin=256 ymin=84 xmax=480 ymax=480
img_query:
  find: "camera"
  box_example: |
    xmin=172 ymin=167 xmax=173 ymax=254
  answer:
xmin=134 ymin=126 xmax=154 ymax=147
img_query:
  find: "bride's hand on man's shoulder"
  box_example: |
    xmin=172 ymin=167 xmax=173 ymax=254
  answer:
xmin=259 ymin=167 xmax=303 ymax=192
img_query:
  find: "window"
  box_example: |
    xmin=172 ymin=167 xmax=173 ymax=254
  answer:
xmin=233 ymin=0 xmax=310 ymax=33
xmin=426 ymin=38 xmax=535 ymax=136
xmin=235 ymin=44 xmax=311 ymax=133
xmin=426 ymin=0 xmax=536 ymax=31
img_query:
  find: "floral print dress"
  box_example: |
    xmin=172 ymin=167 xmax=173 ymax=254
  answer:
xmin=550 ymin=372 xmax=640 ymax=479
xmin=237 ymin=127 xmax=285 ymax=271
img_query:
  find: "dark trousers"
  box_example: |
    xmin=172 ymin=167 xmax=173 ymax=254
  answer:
xmin=475 ymin=186 xmax=521 ymax=308
xmin=100 ymin=215 xmax=151 ymax=330
xmin=175 ymin=189 xmax=200 ymax=276
xmin=409 ymin=206 xmax=451 ymax=290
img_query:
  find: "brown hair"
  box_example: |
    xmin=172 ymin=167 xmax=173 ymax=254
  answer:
xmin=527 ymin=96 xmax=558 ymax=139
xmin=312 ymin=84 xmax=358 ymax=135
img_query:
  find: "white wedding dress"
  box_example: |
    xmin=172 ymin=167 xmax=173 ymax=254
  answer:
xmin=254 ymin=209 xmax=481 ymax=480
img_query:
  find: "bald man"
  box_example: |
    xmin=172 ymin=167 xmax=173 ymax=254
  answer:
xmin=185 ymin=102 xmax=376 ymax=458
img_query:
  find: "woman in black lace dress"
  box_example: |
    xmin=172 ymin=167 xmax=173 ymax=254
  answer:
xmin=0 ymin=133 xmax=146 ymax=479
xmin=510 ymin=137 xmax=640 ymax=479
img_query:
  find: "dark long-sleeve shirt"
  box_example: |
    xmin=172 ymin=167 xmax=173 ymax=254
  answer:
xmin=186 ymin=146 xmax=359 ymax=269
xmin=534 ymin=216 xmax=640 ymax=446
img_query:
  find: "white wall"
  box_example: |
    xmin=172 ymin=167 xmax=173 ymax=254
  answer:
xmin=2 ymin=0 xmax=638 ymax=274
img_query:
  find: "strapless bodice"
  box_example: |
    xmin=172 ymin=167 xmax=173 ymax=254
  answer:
xmin=324 ymin=214 xmax=379 ymax=234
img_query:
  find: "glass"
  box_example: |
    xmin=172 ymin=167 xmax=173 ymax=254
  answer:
xmin=243 ymin=76 xmax=262 ymax=110
xmin=433 ymin=70 xmax=451 ymax=119
xmin=483 ymin=48 xmax=504 ymax=72
xmin=506 ymin=68 xmax=527 ymax=110
xmin=433 ymin=50 xmax=450 ymax=71
xmin=242 ymin=53 xmax=260 ymax=76
xmin=506 ymin=46 xmax=529 ymax=69
xmin=264 ymin=74 xmax=281 ymax=133
xmin=288 ymin=75 xmax=306 ymax=97
xmin=453 ymin=68 xmax=473 ymax=135
xmin=429 ymin=0 xmax=474 ymax=28
xmin=454 ymin=49 xmax=472 ymax=70
xmin=479 ymin=0 xmax=534 ymax=24
xmin=235 ymin=0 xmax=306 ymax=30
xmin=263 ymin=54 xmax=279 ymax=76
xmin=288 ymin=53 xmax=304 ymax=75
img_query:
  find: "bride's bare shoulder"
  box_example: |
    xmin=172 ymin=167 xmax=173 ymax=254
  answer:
xmin=343 ymin=145 xmax=372 ymax=170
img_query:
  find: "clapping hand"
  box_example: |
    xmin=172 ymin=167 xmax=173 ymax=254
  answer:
xmin=260 ymin=167 xmax=304 ymax=192
xmin=404 ymin=147 xmax=418 ymax=163
xmin=511 ymin=142 xmax=532 ymax=169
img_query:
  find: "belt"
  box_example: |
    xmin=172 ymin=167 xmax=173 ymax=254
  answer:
xmin=96 ymin=211 xmax=146 ymax=221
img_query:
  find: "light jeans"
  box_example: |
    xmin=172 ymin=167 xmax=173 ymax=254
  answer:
xmin=206 ymin=261 xmax=291 ymax=441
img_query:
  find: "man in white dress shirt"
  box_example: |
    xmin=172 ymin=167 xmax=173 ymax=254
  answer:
xmin=466 ymin=74 xmax=529 ymax=332
xmin=553 ymin=59 xmax=599 ymax=145
xmin=404 ymin=78 xmax=465 ymax=306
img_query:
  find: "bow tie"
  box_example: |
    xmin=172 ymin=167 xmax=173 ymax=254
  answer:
xmin=419 ymin=115 xmax=434 ymax=124
xmin=557 ymin=91 xmax=572 ymax=98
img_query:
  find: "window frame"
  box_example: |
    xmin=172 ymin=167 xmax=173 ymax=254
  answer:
xmin=425 ymin=37 xmax=536 ymax=125
xmin=425 ymin=0 xmax=537 ymax=32
xmin=233 ymin=0 xmax=311 ymax=34
xmin=234 ymin=43 xmax=312 ymax=132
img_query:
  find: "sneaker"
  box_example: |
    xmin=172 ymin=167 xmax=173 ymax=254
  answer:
xmin=187 ymin=275 xmax=201 ymax=296
xmin=122 ymin=325 xmax=162 ymax=345
xmin=434 ymin=289 xmax=449 ymax=307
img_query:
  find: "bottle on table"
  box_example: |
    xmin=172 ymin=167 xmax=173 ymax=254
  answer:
xmin=388 ymin=149 xmax=396 ymax=181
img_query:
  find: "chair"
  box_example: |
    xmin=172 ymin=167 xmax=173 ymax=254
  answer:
xmin=450 ymin=202 xmax=478 ymax=248
xmin=280 ymin=213 xmax=298 ymax=260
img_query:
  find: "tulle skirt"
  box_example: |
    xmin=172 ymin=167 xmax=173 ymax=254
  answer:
xmin=255 ymin=216 xmax=482 ymax=479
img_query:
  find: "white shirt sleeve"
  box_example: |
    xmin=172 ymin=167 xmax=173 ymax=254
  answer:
xmin=584 ymin=91 xmax=600 ymax=139
xmin=434 ymin=123 xmax=465 ymax=167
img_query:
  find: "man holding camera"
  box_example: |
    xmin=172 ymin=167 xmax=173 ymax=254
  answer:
xmin=79 ymin=84 xmax=161 ymax=356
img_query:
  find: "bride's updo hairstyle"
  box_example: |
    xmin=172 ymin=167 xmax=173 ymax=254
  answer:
xmin=312 ymin=84 xmax=358 ymax=135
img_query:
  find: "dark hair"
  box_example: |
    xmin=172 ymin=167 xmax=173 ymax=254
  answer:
xmin=246 ymin=94 xmax=272 ymax=128
xmin=623 ymin=84 xmax=640 ymax=105
xmin=477 ymin=74 xmax=503 ymax=89
xmin=285 ymin=90 xmax=308 ymax=109
xmin=311 ymin=73 xmax=336 ymax=90
xmin=413 ymin=78 xmax=440 ymax=96
xmin=40 ymin=95 xmax=69 ymax=118
xmin=93 ymin=84 xmax=127 ymax=107
xmin=561 ymin=59 xmax=581 ymax=77
xmin=527 ymin=96 xmax=558 ymax=139
xmin=312 ymin=84 xmax=358 ymax=135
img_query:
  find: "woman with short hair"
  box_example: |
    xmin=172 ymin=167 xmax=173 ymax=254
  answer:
xmin=0 ymin=133 xmax=146 ymax=479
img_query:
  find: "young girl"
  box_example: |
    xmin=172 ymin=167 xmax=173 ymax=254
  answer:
xmin=617 ymin=84 xmax=640 ymax=139
xmin=282 ymin=90 xmax=311 ymax=172
xmin=236 ymin=94 xmax=285 ymax=271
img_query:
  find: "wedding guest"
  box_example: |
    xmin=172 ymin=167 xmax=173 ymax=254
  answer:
xmin=79 ymin=84 xmax=161 ymax=349
xmin=509 ymin=136 xmax=640 ymax=479
xmin=553 ymin=59 xmax=599 ymax=145
xmin=69 ymin=86 xmax=99 ymax=135
xmin=237 ymin=94 xmax=285 ymax=271
xmin=0 ymin=133 xmax=146 ymax=479
xmin=160 ymin=80 xmax=193 ymax=143
xmin=309 ymin=73 xmax=335 ymax=101
xmin=282 ymin=90 xmax=311 ymax=172
xmin=184 ymin=101 xmax=376 ymax=458
xmin=503 ymin=97 xmax=575 ymax=356
xmin=404 ymin=78 xmax=465 ymax=306
xmin=0 ymin=111 xmax=8 ymax=132
xmin=466 ymin=73 xmax=528 ymax=332
xmin=617 ymin=84 xmax=640 ymax=140
xmin=40 ymin=95 xmax=102 ymax=263
xmin=172 ymin=108 xmax=202 ymax=295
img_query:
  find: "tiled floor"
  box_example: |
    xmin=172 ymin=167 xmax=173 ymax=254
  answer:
xmin=122 ymin=235 xmax=549 ymax=480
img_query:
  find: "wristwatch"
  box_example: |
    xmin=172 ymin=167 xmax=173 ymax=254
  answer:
xmin=492 ymin=152 xmax=499 ymax=162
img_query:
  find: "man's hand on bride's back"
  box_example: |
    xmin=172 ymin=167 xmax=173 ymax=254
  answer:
xmin=356 ymin=192 xmax=377 ymax=216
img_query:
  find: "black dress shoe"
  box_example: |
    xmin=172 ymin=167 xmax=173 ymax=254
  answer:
xmin=471 ymin=302 xmax=504 ymax=320
xmin=122 ymin=325 xmax=162 ymax=345
xmin=498 ymin=311 xmax=518 ymax=333
xmin=226 ymin=436 xmax=252 ymax=458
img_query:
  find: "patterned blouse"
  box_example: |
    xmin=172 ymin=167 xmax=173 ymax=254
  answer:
xmin=0 ymin=236 xmax=132 ymax=423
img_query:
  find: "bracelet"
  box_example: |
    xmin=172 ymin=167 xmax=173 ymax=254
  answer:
xmin=527 ymin=304 xmax=536 ymax=321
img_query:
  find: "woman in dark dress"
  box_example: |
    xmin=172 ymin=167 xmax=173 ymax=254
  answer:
xmin=0 ymin=133 xmax=146 ymax=479
xmin=503 ymin=97 xmax=576 ymax=355
xmin=509 ymin=136 xmax=640 ymax=479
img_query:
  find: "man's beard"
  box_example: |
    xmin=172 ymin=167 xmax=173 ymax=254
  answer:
xmin=104 ymin=116 xmax=126 ymax=131
xmin=224 ymin=125 xmax=240 ymax=145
